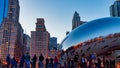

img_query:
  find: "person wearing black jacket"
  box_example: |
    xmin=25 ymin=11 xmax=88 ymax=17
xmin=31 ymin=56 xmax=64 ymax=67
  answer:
xmin=39 ymin=54 xmax=44 ymax=68
xmin=32 ymin=54 xmax=37 ymax=68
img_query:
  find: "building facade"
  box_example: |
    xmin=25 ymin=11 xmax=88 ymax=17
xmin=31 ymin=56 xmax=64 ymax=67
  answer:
xmin=110 ymin=0 xmax=120 ymax=17
xmin=30 ymin=18 xmax=50 ymax=59
xmin=49 ymin=37 xmax=57 ymax=50
xmin=48 ymin=37 xmax=58 ymax=58
xmin=0 ymin=0 xmax=24 ymax=62
xmin=48 ymin=50 xmax=58 ymax=58
xmin=0 ymin=0 xmax=8 ymax=24
xmin=72 ymin=11 xmax=86 ymax=30
xmin=23 ymin=34 xmax=30 ymax=54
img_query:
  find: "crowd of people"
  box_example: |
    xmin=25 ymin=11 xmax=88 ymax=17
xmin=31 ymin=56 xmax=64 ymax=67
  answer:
xmin=0 ymin=52 xmax=116 ymax=68
xmin=63 ymin=53 xmax=116 ymax=68
xmin=5 ymin=53 xmax=31 ymax=68
xmin=4 ymin=53 xmax=60 ymax=68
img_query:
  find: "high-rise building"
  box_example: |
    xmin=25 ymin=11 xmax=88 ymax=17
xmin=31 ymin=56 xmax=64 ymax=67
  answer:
xmin=110 ymin=0 xmax=120 ymax=17
xmin=7 ymin=0 xmax=20 ymax=22
xmin=49 ymin=37 xmax=57 ymax=50
xmin=72 ymin=11 xmax=80 ymax=30
xmin=72 ymin=11 xmax=86 ymax=30
xmin=0 ymin=0 xmax=8 ymax=24
xmin=23 ymin=34 xmax=30 ymax=54
xmin=30 ymin=18 xmax=50 ymax=59
xmin=0 ymin=0 xmax=24 ymax=62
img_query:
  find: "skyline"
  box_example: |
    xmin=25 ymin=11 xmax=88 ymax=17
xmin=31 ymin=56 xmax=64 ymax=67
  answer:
xmin=19 ymin=0 xmax=114 ymax=43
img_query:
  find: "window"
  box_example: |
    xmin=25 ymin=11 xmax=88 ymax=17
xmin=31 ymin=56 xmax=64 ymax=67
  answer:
xmin=10 ymin=2 xmax=14 ymax=5
xmin=9 ymin=13 xmax=13 ymax=19
xmin=10 ymin=8 xmax=15 ymax=12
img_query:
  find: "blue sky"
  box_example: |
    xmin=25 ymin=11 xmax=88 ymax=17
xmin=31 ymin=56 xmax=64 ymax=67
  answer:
xmin=19 ymin=0 xmax=114 ymax=43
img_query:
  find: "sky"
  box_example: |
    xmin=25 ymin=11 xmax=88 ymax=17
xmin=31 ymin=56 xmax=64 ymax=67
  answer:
xmin=19 ymin=0 xmax=114 ymax=43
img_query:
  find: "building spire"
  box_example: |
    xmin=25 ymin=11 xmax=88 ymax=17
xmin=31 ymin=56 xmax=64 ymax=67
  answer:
xmin=72 ymin=11 xmax=81 ymax=30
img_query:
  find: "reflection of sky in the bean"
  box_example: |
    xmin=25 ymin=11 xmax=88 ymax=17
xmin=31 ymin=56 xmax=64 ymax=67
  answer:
xmin=61 ymin=17 xmax=120 ymax=50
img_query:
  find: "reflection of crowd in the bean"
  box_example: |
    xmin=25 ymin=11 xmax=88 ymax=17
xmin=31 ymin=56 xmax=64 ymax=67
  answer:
xmin=64 ymin=53 xmax=115 ymax=68
xmin=59 ymin=33 xmax=120 ymax=68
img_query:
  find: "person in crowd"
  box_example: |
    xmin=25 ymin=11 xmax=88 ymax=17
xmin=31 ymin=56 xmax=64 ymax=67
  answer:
xmin=70 ymin=58 xmax=74 ymax=68
xmin=105 ymin=59 xmax=109 ymax=68
xmin=81 ymin=54 xmax=87 ymax=68
xmin=39 ymin=54 xmax=44 ymax=68
xmin=32 ymin=54 xmax=37 ymax=68
xmin=109 ymin=59 xmax=115 ymax=68
xmin=96 ymin=57 xmax=101 ymax=68
xmin=49 ymin=57 xmax=53 ymax=68
xmin=45 ymin=57 xmax=49 ymax=68
xmin=103 ymin=56 xmax=105 ymax=68
xmin=25 ymin=52 xmax=30 ymax=68
xmin=6 ymin=54 xmax=11 ymax=68
xmin=11 ymin=57 xmax=17 ymax=68
xmin=54 ymin=56 xmax=58 ymax=68
xmin=19 ymin=54 xmax=25 ymax=68
xmin=64 ymin=62 xmax=67 ymax=68
xmin=74 ymin=52 xmax=79 ymax=67
xmin=110 ymin=59 xmax=115 ymax=68
xmin=67 ymin=57 xmax=70 ymax=68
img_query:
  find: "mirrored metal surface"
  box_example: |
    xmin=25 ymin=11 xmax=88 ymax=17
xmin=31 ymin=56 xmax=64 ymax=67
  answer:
xmin=61 ymin=17 xmax=120 ymax=50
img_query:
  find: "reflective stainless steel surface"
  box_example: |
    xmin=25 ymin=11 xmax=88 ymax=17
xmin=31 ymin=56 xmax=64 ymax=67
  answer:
xmin=61 ymin=17 xmax=120 ymax=50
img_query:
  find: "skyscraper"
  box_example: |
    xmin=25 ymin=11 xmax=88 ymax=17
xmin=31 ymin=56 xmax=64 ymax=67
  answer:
xmin=49 ymin=37 xmax=57 ymax=50
xmin=7 ymin=0 xmax=20 ymax=22
xmin=110 ymin=0 xmax=120 ymax=17
xmin=23 ymin=34 xmax=31 ymax=54
xmin=72 ymin=11 xmax=86 ymax=30
xmin=72 ymin=11 xmax=80 ymax=30
xmin=0 ymin=0 xmax=24 ymax=62
xmin=48 ymin=37 xmax=58 ymax=58
xmin=0 ymin=0 xmax=8 ymax=24
xmin=30 ymin=18 xmax=50 ymax=59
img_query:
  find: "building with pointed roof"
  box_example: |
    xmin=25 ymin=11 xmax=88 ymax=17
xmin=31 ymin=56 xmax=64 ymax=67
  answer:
xmin=72 ymin=11 xmax=86 ymax=30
